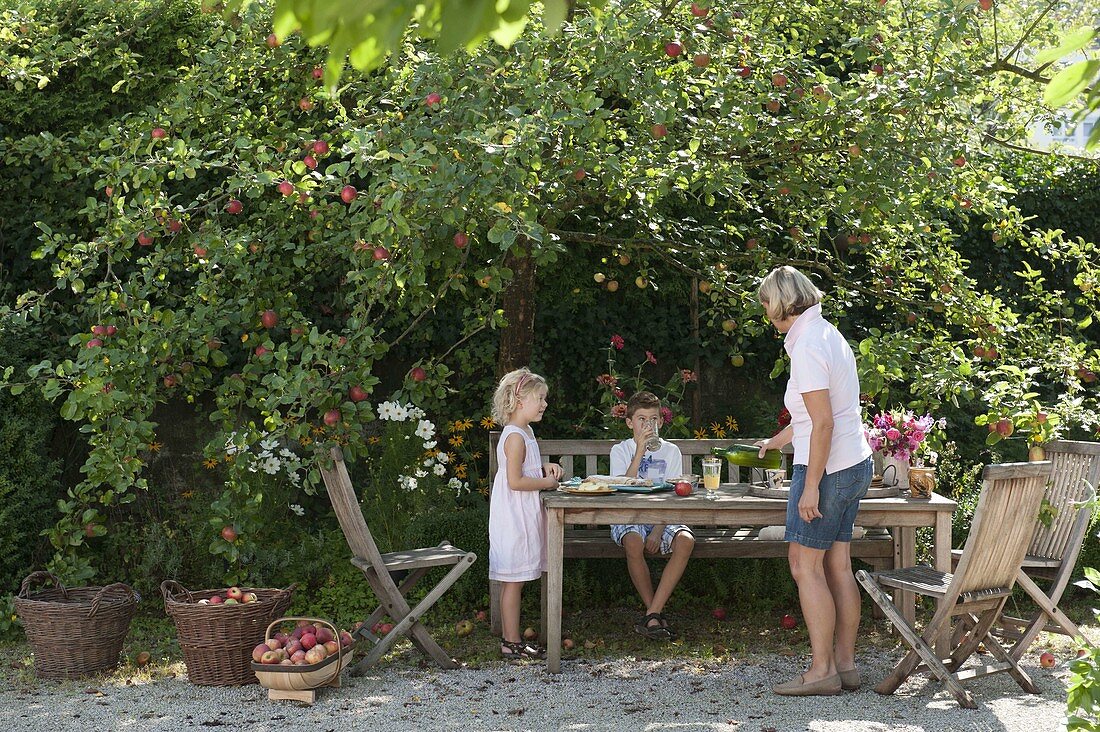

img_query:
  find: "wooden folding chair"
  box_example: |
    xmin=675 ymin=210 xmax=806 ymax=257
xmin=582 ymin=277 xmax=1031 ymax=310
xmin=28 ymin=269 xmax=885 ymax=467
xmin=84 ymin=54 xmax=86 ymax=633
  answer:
xmin=999 ymin=441 xmax=1099 ymax=658
xmin=318 ymin=447 xmax=477 ymax=674
xmin=856 ymin=461 xmax=1052 ymax=709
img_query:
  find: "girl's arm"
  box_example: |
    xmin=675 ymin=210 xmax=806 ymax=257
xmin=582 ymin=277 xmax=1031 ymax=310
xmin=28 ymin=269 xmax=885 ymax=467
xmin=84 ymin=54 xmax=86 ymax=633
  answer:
xmin=504 ymin=432 xmax=558 ymax=491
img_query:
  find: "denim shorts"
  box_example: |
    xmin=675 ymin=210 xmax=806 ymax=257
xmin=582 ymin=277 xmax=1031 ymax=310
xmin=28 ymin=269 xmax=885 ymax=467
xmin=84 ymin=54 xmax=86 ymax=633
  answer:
xmin=785 ymin=457 xmax=873 ymax=550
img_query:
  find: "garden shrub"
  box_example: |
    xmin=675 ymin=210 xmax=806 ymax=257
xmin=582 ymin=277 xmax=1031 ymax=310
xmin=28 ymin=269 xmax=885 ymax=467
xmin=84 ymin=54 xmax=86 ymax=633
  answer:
xmin=0 ymin=318 xmax=62 ymax=598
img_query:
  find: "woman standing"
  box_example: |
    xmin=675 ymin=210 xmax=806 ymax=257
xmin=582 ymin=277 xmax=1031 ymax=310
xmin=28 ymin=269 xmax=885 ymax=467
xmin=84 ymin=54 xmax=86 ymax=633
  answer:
xmin=755 ymin=266 xmax=873 ymax=696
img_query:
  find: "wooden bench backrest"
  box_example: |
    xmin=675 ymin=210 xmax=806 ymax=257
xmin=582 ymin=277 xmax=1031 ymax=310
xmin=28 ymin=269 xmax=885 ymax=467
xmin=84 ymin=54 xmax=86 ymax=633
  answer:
xmin=952 ymin=461 xmax=1051 ymax=598
xmin=1028 ymin=440 xmax=1100 ymax=561
xmin=488 ymin=432 xmax=793 ymax=483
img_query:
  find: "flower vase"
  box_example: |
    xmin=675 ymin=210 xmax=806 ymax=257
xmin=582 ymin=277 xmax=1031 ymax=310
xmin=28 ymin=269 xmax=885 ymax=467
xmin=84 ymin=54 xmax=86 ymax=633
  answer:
xmin=882 ymin=454 xmax=910 ymax=494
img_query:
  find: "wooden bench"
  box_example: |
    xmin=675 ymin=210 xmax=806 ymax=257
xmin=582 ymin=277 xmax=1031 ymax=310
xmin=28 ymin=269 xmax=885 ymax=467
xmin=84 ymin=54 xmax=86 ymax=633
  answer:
xmin=488 ymin=434 xmax=896 ymax=633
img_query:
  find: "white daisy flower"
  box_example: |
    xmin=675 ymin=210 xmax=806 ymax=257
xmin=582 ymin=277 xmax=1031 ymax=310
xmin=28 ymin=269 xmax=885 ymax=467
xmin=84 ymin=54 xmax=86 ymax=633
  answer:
xmin=415 ymin=419 xmax=435 ymax=440
xmin=436 ymin=452 xmax=449 ymax=464
xmin=408 ymin=406 xmax=425 ymax=419
xmin=261 ymin=456 xmax=280 ymax=474
xmin=289 ymin=504 xmax=305 ymax=516
xmin=433 ymin=463 xmax=446 ymax=477
xmin=423 ymin=440 xmax=437 ymax=450
xmin=260 ymin=438 xmax=278 ymax=452
xmin=415 ymin=468 xmax=428 ymax=478
xmin=377 ymin=402 xmax=397 ymax=420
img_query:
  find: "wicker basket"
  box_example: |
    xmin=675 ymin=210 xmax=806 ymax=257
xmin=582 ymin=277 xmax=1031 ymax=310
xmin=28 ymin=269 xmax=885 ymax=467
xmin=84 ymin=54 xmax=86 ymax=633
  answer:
xmin=15 ymin=571 xmax=138 ymax=680
xmin=162 ymin=580 xmax=294 ymax=686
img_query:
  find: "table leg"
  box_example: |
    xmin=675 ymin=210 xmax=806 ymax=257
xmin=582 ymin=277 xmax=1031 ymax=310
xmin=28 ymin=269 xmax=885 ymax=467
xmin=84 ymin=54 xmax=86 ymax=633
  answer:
xmin=546 ymin=507 xmax=564 ymax=673
xmin=934 ymin=510 xmax=952 ymax=657
xmin=898 ymin=527 xmax=916 ymax=628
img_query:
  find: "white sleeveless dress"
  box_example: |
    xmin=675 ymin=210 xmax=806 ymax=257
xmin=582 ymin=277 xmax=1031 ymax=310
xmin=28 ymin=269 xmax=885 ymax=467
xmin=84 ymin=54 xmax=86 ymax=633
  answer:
xmin=488 ymin=424 xmax=548 ymax=582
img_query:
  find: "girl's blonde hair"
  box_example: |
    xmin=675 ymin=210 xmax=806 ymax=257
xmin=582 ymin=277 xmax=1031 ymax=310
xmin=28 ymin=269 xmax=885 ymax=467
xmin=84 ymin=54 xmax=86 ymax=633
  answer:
xmin=492 ymin=367 xmax=547 ymax=424
xmin=758 ymin=265 xmax=824 ymax=321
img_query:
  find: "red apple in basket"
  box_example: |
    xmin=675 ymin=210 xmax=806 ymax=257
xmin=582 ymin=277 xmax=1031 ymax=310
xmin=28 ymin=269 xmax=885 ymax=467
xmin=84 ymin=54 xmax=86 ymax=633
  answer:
xmin=242 ymin=592 xmax=258 ymax=604
xmin=208 ymin=595 xmax=223 ymax=605
xmin=324 ymin=640 xmax=340 ymax=655
xmin=223 ymin=598 xmax=238 ymax=605
xmin=226 ymin=586 xmax=243 ymax=601
xmin=291 ymin=650 xmax=307 ymax=664
xmin=316 ymin=627 xmax=335 ymax=644
xmin=260 ymin=650 xmax=280 ymax=665
xmin=284 ymin=639 xmax=302 ymax=656
xmin=252 ymin=643 xmax=269 ymax=662
xmin=265 ymin=637 xmax=283 ymax=651
xmin=280 ymin=659 xmax=293 ymax=666
xmin=305 ymin=647 xmax=327 ymax=665
xmin=339 ymin=631 xmax=355 ymax=648
xmin=300 ymin=633 xmax=318 ymax=650
xmin=674 ymin=480 xmax=693 ymax=497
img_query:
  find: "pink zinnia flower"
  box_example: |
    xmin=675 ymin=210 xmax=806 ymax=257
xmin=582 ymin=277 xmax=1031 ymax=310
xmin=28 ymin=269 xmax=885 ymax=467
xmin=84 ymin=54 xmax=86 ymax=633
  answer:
xmin=613 ymin=388 xmax=625 ymax=399
xmin=660 ymin=407 xmax=673 ymax=424
xmin=680 ymin=369 xmax=697 ymax=383
xmin=610 ymin=334 xmax=625 ymax=350
xmin=596 ymin=373 xmax=617 ymax=388
xmin=610 ymin=403 xmax=628 ymax=418
xmin=645 ymin=351 xmax=657 ymax=365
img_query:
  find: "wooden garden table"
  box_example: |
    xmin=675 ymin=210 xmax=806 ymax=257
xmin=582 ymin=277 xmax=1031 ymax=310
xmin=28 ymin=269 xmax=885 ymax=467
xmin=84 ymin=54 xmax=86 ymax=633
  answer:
xmin=541 ymin=483 xmax=956 ymax=673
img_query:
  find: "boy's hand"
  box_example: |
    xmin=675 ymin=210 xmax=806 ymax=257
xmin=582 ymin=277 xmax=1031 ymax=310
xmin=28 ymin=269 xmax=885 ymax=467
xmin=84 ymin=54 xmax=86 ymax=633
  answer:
xmin=544 ymin=463 xmax=563 ymax=481
xmin=644 ymin=526 xmax=665 ymax=555
xmin=633 ymin=420 xmax=656 ymax=452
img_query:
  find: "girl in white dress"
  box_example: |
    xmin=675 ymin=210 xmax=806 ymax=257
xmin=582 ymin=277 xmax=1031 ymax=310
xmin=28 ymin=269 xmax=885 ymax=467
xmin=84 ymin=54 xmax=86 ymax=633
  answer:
xmin=488 ymin=368 xmax=563 ymax=659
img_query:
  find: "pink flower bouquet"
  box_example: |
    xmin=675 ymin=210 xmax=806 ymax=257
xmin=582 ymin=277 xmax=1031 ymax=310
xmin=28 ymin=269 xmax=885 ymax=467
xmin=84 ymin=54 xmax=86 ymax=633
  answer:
xmin=866 ymin=410 xmax=943 ymax=464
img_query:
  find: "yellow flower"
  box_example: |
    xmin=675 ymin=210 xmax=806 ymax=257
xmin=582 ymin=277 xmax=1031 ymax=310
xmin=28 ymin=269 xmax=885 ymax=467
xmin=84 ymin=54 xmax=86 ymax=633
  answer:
xmin=709 ymin=423 xmax=726 ymax=438
xmin=180 ymin=490 xmax=193 ymax=499
xmin=148 ymin=441 xmax=162 ymax=453
xmin=447 ymin=451 xmax=458 ymax=464
xmin=726 ymin=416 xmax=739 ymax=432
xmin=224 ymin=453 xmax=235 ymax=463
xmin=480 ymin=416 xmax=496 ymax=429
xmin=449 ymin=435 xmax=465 ymax=447
xmin=471 ymin=451 xmax=482 ymax=460
xmin=454 ymin=464 xmax=468 ymax=478
xmin=203 ymin=458 xmax=219 ymax=469
xmin=693 ymin=428 xmax=709 ymax=439
xmin=299 ymin=436 xmax=313 ymax=447
xmin=311 ymin=425 xmax=326 ymax=436
xmin=368 ymin=436 xmax=381 ymax=445
xmin=455 ymin=419 xmax=473 ymax=432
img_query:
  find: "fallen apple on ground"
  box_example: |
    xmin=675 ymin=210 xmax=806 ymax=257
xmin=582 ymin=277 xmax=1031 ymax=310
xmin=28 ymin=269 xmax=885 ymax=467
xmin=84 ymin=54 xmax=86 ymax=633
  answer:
xmin=1039 ymin=651 xmax=1056 ymax=668
xmin=781 ymin=614 xmax=798 ymax=630
xmin=455 ymin=619 xmax=474 ymax=637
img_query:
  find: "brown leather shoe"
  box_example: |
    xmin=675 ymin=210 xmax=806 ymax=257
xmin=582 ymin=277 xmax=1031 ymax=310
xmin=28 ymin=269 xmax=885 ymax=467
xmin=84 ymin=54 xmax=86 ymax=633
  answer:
xmin=839 ymin=668 xmax=861 ymax=691
xmin=772 ymin=673 xmax=843 ymax=696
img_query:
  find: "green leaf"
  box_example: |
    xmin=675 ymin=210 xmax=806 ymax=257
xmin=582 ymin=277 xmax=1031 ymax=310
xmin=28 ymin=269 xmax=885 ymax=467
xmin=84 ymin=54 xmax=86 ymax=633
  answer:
xmin=1035 ymin=27 xmax=1097 ymax=66
xmin=542 ymin=0 xmax=568 ymax=33
xmin=1044 ymin=60 xmax=1100 ymax=107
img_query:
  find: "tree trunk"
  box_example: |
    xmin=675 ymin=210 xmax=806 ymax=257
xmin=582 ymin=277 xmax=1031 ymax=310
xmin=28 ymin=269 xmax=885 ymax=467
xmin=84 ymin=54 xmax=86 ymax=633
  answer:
xmin=497 ymin=240 xmax=537 ymax=377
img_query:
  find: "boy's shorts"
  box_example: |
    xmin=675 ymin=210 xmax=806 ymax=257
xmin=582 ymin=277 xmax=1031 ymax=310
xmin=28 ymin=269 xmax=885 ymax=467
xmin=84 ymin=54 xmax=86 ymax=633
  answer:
xmin=610 ymin=524 xmax=693 ymax=556
xmin=785 ymin=457 xmax=873 ymax=550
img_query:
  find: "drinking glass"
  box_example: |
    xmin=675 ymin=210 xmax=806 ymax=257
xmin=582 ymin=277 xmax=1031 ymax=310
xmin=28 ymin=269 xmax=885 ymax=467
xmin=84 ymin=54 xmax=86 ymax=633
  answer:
xmin=702 ymin=457 xmax=721 ymax=500
xmin=644 ymin=417 xmax=662 ymax=452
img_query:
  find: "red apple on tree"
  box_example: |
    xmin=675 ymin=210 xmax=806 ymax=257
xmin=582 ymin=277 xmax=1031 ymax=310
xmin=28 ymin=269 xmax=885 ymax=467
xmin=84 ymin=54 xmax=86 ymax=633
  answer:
xmin=312 ymin=66 xmax=323 ymax=79
xmin=978 ymin=0 xmax=993 ymax=10
xmin=693 ymin=53 xmax=710 ymax=68
xmin=298 ymin=97 xmax=313 ymax=111
xmin=690 ymin=3 xmax=708 ymax=17
xmin=265 ymin=33 xmax=280 ymax=48
xmin=349 ymin=385 xmax=368 ymax=403
xmin=410 ymin=366 xmax=427 ymax=382
xmin=254 ymin=345 xmax=269 ymax=357
xmin=277 ymin=180 xmax=294 ymax=196
xmin=341 ymin=185 xmax=357 ymax=204
xmin=953 ymin=155 xmax=967 ymax=167
xmin=872 ymin=63 xmax=884 ymax=76
xmin=372 ymin=245 xmax=390 ymax=260
xmin=664 ymin=41 xmax=683 ymax=58
xmin=738 ymin=65 xmax=752 ymax=78
xmin=225 ymin=198 xmax=243 ymax=214
xmin=453 ymin=232 xmax=468 ymax=248
xmin=151 ymin=127 xmax=167 ymax=140
xmin=303 ymin=154 xmax=317 ymax=170
xmin=995 ymin=418 xmax=1014 ymax=437
xmin=313 ymin=140 xmax=329 ymax=155
xmin=650 ymin=123 xmax=667 ymax=139
xmin=771 ymin=72 xmax=788 ymax=87
xmin=167 ymin=219 xmax=183 ymax=234
xmin=137 ymin=232 xmax=154 ymax=246
xmin=323 ymin=409 xmax=341 ymax=427
xmin=261 ymin=309 xmax=278 ymax=329
xmin=424 ymin=92 xmax=442 ymax=107
xmin=573 ymin=168 xmax=586 ymax=181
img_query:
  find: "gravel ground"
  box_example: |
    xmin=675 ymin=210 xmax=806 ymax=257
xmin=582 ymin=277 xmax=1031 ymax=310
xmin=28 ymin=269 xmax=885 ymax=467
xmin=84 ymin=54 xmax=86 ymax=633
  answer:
xmin=0 ymin=651 xmax=1069 ymax=732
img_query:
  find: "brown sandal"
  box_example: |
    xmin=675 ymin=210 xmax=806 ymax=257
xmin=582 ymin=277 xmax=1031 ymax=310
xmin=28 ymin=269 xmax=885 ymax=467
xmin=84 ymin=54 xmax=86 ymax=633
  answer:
xmin=501 ymin=640 xmax=545 ymax=660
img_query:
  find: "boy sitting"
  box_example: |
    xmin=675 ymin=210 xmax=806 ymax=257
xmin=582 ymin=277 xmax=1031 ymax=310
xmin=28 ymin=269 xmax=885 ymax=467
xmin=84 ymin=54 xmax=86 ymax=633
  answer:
xmin=609 ymin=391 xmax=695 ymax=640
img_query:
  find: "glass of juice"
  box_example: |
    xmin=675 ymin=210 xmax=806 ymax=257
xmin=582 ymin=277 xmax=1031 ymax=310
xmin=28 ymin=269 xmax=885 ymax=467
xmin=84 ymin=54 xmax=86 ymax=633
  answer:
xmin=702 ymin=457 xmax=721 ymax=500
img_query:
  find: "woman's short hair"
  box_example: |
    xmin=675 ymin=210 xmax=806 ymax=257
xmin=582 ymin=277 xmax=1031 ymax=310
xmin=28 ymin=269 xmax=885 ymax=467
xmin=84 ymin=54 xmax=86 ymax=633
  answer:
xmin=758 ymin=266 xmax=824 ymax=321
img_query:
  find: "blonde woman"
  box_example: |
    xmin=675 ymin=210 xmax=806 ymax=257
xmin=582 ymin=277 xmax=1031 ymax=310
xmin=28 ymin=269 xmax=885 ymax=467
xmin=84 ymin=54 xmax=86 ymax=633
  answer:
xmin=756 ymin=266 xmax=873 ymax=696
xmin=488 ymin=368 xmax=563 ymax=660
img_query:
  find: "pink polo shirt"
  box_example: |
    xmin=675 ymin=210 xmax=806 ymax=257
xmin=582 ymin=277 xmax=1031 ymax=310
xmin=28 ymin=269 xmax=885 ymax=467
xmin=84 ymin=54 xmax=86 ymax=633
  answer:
xmin=783 ymin=304 xmax=871 ymax=474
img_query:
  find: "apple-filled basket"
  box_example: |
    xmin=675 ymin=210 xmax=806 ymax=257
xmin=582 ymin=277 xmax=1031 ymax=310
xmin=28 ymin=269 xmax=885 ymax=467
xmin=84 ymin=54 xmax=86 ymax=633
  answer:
xmin=161 ymin=580 xmax=294 ymax=686
xmin=15 ymin=571 xmax=139 ymax=680
xmin=251 ymin=617 xmax=356 ymax=703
